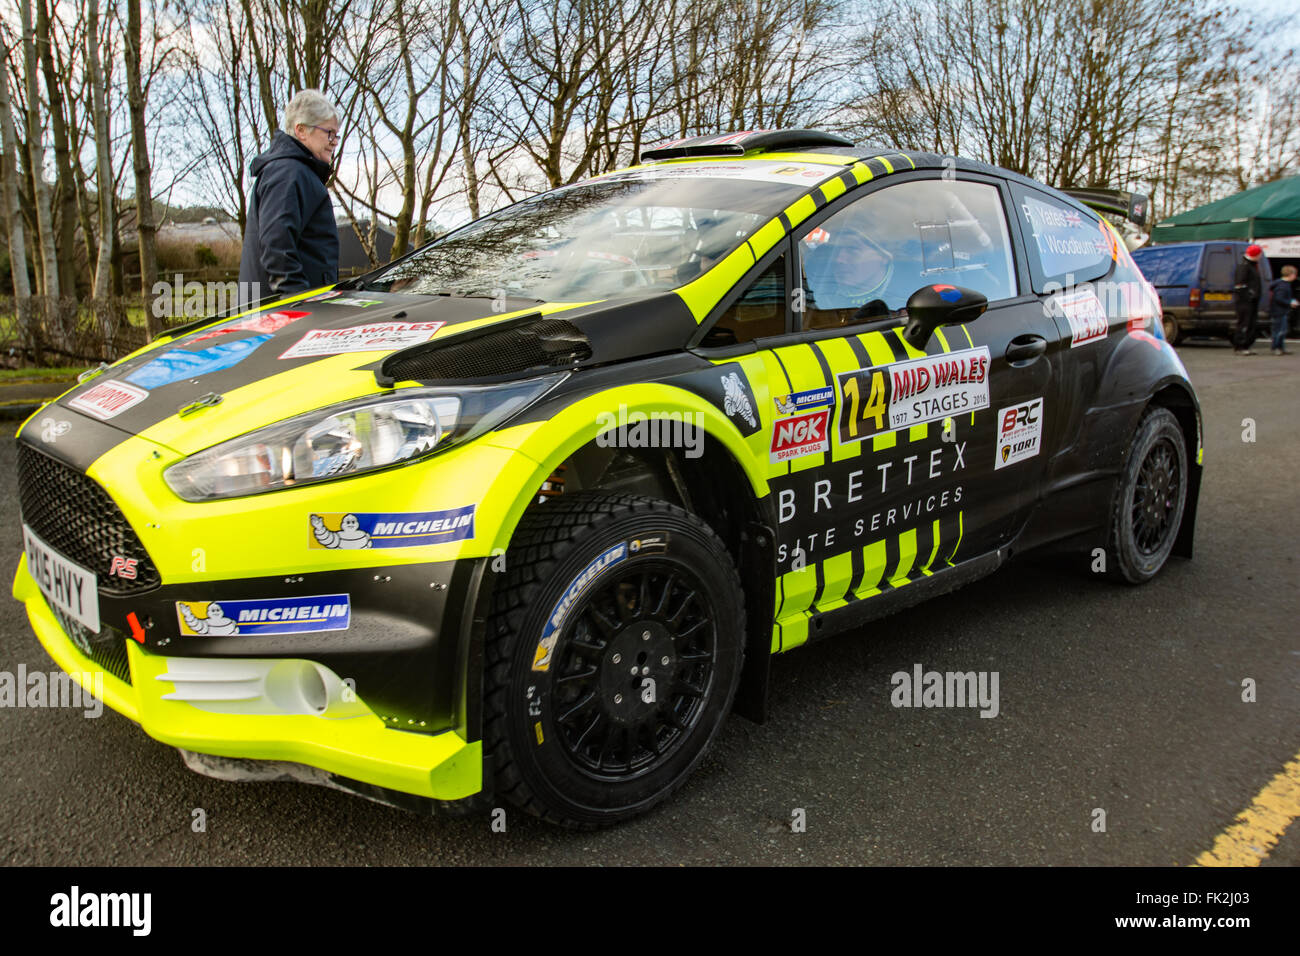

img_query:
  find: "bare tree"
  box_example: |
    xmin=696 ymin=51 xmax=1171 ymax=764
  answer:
xmin=87 ymin=0 xmax=115 ymax=301
xmin=19 ymin=0 xmax=58 ymax=299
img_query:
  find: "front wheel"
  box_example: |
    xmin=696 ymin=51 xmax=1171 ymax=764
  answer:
xmin=1105 ymin=407 xmax=1188 ymax=583
xmin=484 ymin=493 xmax=745 ymax=827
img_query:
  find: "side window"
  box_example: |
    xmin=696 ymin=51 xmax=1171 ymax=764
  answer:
xmin=1203 ymin=250 xmax=1234 ymax=288
xmin=798 ymin=179 xmax=1018 ymax=330
xmin=1012 ymin=184 xmax=1112 ymax=292
xmin=700 ymin=253 xmax=787 ymax=347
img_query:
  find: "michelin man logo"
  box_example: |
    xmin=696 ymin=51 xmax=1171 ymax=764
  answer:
xmin=774 ymin=394 xmax=797 ymax=416
xmin=179 ymin=601 xmax=238 ymax=635
xmin=311 ymin=513 xmax=372 ymax=549
xmin=722 ymin=371 xmax=757 ymax=429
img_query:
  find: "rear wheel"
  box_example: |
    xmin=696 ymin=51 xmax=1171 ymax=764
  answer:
xmin=1160 ymin=312 xmax=1182 ymax=345
xmin=1105 ymin=407 xmax=1188 ymax=583
xmin=484 ymin=493 xmax=745 ymax=827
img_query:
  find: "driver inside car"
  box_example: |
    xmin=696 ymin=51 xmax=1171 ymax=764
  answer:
xmin=803 ymin=225 xmax=902 ymax=322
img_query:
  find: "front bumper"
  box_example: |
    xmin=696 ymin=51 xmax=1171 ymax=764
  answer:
xmin=13 ymin=555 xmax=483 ymax=801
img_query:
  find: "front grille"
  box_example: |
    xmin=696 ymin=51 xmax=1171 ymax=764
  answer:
xmin=17 ymin=443 xmax=160 ymax=597
xmin=382 ymin=318 xmax=592 ymax=382
xmin=50 ymin=606 xmax=133 ymax=686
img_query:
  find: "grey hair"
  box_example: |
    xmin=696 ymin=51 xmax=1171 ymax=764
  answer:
xmin=284 ymin=90 xmax=338 ymax=135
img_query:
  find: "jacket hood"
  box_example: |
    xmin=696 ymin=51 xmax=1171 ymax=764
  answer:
xmin=250 ymin=130 xmax=331 ymax=185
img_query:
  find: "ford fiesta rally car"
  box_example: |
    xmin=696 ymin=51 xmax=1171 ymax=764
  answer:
xmin=13 ymin=130 xmax=1202 ymax=827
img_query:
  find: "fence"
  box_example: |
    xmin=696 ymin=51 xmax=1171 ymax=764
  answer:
xmin=0 ymin=266 xmax=374 ymax=368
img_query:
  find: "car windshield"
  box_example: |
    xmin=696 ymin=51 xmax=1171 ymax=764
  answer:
xmin=358 ymin=165 xmax=826 ymax=301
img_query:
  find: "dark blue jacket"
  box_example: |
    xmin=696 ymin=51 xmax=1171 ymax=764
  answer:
xmin=1268 ymin=277 xmax=1296 ymax=320
xmin=239 ymin=131 xmax=339 ymax=303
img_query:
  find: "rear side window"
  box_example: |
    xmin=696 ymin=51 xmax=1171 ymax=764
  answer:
xmin=1011 ymin=184 xmax=1112 ymax=292
xmin=1131 ymin=245 xmax=1201 ymax=286
xmin=1204 ymin=250 xmax=1235 ymax=288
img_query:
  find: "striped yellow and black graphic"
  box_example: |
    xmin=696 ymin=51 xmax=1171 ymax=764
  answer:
xmin=768 ymin=315 xmax=970 ymax=654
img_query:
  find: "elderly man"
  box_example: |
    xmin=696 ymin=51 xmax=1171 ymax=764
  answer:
xmin=239 ymin=90 xmax=341 ymax=305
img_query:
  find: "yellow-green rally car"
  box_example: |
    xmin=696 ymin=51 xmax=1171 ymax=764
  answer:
xmin=13 ymin=129 xmax=1202 ymax=826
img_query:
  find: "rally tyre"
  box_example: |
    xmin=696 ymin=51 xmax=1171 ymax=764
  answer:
xmin=1106 ymin=406 xmax=1188 ymax=584
xmin=484 ymin=493 xmax=745 ymax=828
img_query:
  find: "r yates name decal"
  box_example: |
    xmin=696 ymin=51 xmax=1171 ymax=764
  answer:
xmin=837 ymin=347 xmax=990 ymax=442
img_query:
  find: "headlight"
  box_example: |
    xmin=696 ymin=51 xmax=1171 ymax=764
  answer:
xmin=164 ymin=374 xmax=564 ymax=501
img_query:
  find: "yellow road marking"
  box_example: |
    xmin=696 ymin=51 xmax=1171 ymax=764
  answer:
xmin=1194 ymin=752 xmax=1300 ymax=866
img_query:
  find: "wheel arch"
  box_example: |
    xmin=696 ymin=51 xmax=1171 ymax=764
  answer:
xmin=1144 ymin=380 xmax=1203 ymax=559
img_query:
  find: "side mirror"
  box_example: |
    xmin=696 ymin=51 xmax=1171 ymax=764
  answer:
xmin=902 ymin=284 xmax=988 ymax=349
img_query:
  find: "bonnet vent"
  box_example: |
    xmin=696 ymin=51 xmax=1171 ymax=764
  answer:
xmin=377 ymin=315 xmax=591 ymax=385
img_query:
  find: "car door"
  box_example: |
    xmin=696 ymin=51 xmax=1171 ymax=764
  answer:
xmin=749 ymin=174 xmax=1060 ymax=645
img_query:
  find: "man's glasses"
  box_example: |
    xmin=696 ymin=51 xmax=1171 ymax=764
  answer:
xmin=310 ymin=125 xmax=340 ymax=144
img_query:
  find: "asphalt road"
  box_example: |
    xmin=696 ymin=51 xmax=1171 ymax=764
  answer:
xmin=1 ymin=340 xmax=1296 ymax=866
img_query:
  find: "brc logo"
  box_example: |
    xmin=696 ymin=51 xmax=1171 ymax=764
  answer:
xmin=770 ymin=409 xmax=830 ymax=462
xmin=1001 ymin=402 xmax=1039 ymax=437
xmin=109 ymin=556 xmax=139 ymax=580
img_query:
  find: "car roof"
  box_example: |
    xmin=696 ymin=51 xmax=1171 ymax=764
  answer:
xmin=628 ymin=131 xmax=1096 ymax=219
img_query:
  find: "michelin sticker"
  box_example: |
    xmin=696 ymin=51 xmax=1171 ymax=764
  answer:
xmin=279 ymin=321 xmax=445 ymax=359
xmin=774 ymin=385 xmax=834 ymax=416
xmin=176 ymin=594 xmax=350 ymax=636
xmin=1056 ymin=288 xmax=1109 ymax=347
xmin=837 ymin=346 xmax=990 ymax=443
xmin=309 ymin=507 xmax=476 ymax=549
xmin=67 ymin=379 xmax=147 ymax=420
xmin=532 ymin=542 xmax=628 ymax=672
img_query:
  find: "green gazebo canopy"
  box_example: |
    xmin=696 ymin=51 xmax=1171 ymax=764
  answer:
xmin=1152 ymin=176 xmax=1300 ymax=242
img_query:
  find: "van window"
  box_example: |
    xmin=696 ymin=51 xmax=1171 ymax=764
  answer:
xmin=1131 ymin=245 xmax=1201 ymax=286
xmin=1204 ymin=250 xmax=1235 ymax=288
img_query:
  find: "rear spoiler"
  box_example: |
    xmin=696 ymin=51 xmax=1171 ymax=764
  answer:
xmin=1060 ymin=187 xmax=1150 ymax=229
xmin=639 ymin=129 xmax=853 ymax=163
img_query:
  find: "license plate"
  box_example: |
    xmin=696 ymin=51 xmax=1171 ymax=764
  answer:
xmin=22 ymin=524 xmax=100 ymax=633
xmin=1203 ymin=292 xmax=1232 ymax=301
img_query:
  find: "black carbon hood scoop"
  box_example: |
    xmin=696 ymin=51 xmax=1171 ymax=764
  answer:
xmin=376 ymin=314 xmax=592 ymax=385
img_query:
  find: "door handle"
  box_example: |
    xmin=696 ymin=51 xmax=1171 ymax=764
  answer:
xmin=1005 ymin=335 xmax=1047 ymax=364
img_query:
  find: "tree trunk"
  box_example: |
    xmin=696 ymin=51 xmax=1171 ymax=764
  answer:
xmin=36 ymin=0 xmax=77 ymax=297
xmin=87 ymin=0 xmax=115 ymax=305
xmin=0 ymin=67 xmax=32 ymax=300
xmin=124 ymin=0 xmax=160 ymax=334
xmin=20 ymin=0 xmax=59 ymax=302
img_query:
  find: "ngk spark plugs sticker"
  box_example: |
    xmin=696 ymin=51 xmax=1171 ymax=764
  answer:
xmin=279 ymin=321 xmax=445 ymax=359
xmin=308 ymin=507 xmax=476 ymax=549
xmin=995 ymin=398 xmax=1044 ymax=470
xmin=1055 ymin=288 xmax=1109 ymax=347
xmin=771 ymin=408 xmax=831 ymax=462
xmin=176 ymin=595 xmax=351 ymax=637
xmin=837 ymin=346 xmax=990 ymax=443
xmin=67 ymin=379 xmax=148 ymax=420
